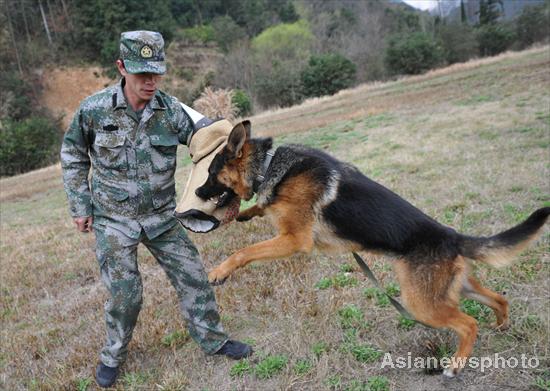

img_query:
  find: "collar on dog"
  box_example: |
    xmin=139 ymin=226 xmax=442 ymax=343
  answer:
xmin=253 ymin=149 xmax=275 ymax=192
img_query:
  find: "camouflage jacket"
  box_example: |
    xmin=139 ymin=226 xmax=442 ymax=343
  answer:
xmin=60 ymin=78 xmax=194 ymax=239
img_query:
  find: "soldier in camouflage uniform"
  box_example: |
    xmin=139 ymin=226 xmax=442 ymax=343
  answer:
xmin=61 ymin=31 xmax=252 ymax=388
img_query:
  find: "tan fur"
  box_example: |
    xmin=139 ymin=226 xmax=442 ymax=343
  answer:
xmin=477 ymin=231 xmax=541 ymax=268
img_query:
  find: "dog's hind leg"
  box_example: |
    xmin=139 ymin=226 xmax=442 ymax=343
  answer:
xmin=462 ymin=275 xmax=509 ymax=330
xmin=394 ymin=257 xmax=478 ymax=378
xmin=208 ymin=230 xmax=314 ymax=284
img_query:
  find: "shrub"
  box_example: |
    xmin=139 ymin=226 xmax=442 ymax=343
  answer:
xmin=515 ymin=3 xmax=550 ymax=49
xmin=231 ymin=89 xmax=252 ymax=117
xmin=385 ymin=32 xmax=444 ymax=75
xmin=253 ymin=63 xmax=304 ymax=108
xmin=192 ymin=87 xmax=237 ymax=121
xmin=436 ymin=22 xmax=478 ymax=64
xmin=301 ymin=53 xmax=356 ymax=98
xmin=476 ymin=23 xmax=515 ymax=57
xmin=0 ymin=72 xmax=33 ymax=122
xmin=0 ymin=116 xmax=61 ymax=176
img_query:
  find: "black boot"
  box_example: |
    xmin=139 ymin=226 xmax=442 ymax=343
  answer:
xmin=214 ymin=340 xmax=253 ymax=360
xmin=95 ymin=363 xmax=119 ymax=388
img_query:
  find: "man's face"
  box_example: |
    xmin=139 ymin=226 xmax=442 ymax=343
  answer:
xmin=116 ymin=60 xmax=163 ymax=102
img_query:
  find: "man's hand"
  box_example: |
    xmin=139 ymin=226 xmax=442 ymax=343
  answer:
xmin=74 ymin=216 xmax=93 ymax=233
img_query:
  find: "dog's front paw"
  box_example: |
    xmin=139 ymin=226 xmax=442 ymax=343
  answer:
xmin=236 ymin=213 xmax=254 ymax=222
xmin=208 ymin=265 xmax=232 ymax=285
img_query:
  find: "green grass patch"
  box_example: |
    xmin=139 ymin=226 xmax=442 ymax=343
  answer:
xmin=338 ymin=304 xmax=365 ymax=329
xmin=521 ymin=314 xmax=543 ymax=331
xmin=534 ymin=373 xmax=550 ymax=391
xmin=316 ymin=272 xmax=358 ymax=290
xmin=368 ymin=376 xmax=390 ymax=391
xmin=254 ymin=354 xmax=288 ymax=379
xmin=277 ymin=119 xmax=369 ymax=151
xmin=333 ymin=273 xmax=358 ymax=288
xmin=230 ymin=360 xmax=251 ymax=378
xmin=478 ymin=129 xmax=500 ymax=141
xmin=293 ymin=359 xmax=313 ymax=375
xmin=326 ymin=375 xmax=343 ymax=390
xmin=361 ymin=113 xmax=394 ymax=129
xmin=433 ymin=343 xmax=453 ymax=360
xmin=397 ymin=315 xmax=416 ymax=331
xmin=515 ymin=257 xmax=543 ymax=282
xmin=363 ymin=287 xmax=390 ymax=307
xmin=121 ymin=371 xmax=150 ymax=388
xmin=315 ymin=277 xmax=333 ymax=290
xmin=535 ymin=111 xmax=550 ymax=126
xmin=348 ymin=343 xmax=382 ymax=363
xmin=312 ymin=341 xmax=330 ymax=358
xmin=75 ymin=377 xmax=93 ymax=391
xmin=161 ymin=330 xmax=189 ymax=348
xmin=461 ymin=299 xmax=491 ymax=322
xmin=457 ymin=94 xmax=493 ymax=105
xmin=385 ymin=282 xmax=400 ymax=297
xmin=503 ymin=204 xmax=530 ymax=223
xmin=340 ymin=263 xmax=355 ymax=273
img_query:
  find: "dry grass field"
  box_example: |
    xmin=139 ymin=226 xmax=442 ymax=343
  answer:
xmin=1 ymin=46 xmax=549 ymax=391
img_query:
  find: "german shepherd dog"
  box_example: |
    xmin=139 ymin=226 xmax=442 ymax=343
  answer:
xmin=195 ymin=121 xmax=549 ymax=377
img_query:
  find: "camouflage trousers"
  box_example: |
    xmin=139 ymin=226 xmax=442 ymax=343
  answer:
xmin=94 ymin=222 xmax=228 ymax=367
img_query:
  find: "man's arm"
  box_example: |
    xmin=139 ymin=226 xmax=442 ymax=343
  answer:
xmin=60 ymin=109 xmax=93 ymax=232
xmin=175 ymin=101 xmax=196 ymax=146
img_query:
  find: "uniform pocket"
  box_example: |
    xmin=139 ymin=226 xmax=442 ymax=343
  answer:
xmin=150 ymin=133 xmax=179 ymax=172
xmin=152 ymin=178 xmax=176 ymax=209
xmin=93 ymin=181 xmax=129 ymax=203
xmin=94 ymin=132 xmax=128 ymax=170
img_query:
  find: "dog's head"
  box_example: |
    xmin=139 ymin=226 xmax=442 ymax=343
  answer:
xmin=174 ymin=117 xmax=241 ymax=233
xmin=196 ymin=120 xmax=271 ymax=202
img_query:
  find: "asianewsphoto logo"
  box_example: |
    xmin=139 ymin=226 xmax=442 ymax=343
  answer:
xmin=381 ymin=352 xmax=540 ymax=372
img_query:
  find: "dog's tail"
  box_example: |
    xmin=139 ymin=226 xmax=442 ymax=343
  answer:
xmin=459 ymin=207 xmax=549 ymax=267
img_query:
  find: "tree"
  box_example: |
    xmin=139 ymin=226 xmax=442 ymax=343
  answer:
xmin=436 ymin=22 xmax=478 ymax=64
xmin=72 ymin=0 xmax=176 ymax=66
xmin=211 ymin=15 xmax=247 ymax=52
xmin=515 ymin=2 xmax=550 ymax=48
xmin=476 ymin=23 xmax=515 ymax=56
xmin=460 ymin=0 xmax=467 ymax=24
xmin=251 ymin=20 xmax=314 ymax=107
xmin=478 ymin=0 xmax=503 ymax=26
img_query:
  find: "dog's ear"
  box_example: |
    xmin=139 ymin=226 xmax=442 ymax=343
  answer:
xmin=226 ymin=121 xmax=250 ymax=159
xmin=241 ymin=120 xmax=252 ymax=138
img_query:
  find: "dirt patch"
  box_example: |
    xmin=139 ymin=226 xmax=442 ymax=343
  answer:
xmin=39 ymin=67 xmax=113 ymax=129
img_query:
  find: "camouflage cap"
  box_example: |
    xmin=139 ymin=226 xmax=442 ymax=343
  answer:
xmin=120 ymin=31 xmax=166 ymax=75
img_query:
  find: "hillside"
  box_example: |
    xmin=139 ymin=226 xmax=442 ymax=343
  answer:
xmin=1 ymin=46 xmax=549 ymax=391
xmin=39 ymin=42 xmax=222 ymax=129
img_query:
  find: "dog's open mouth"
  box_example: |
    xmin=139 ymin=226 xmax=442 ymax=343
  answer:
xmin=175 ymin=191 xmax=241 ymax=233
